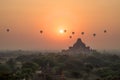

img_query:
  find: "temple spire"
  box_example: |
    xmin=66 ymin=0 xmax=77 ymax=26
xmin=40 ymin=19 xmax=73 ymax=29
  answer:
xmin=62 ymin=38 xmax=93 ymax=54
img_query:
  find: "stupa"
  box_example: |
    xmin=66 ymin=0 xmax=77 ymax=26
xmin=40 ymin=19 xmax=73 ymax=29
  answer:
xmin=62 ymin=38 xmax=94 ymax=54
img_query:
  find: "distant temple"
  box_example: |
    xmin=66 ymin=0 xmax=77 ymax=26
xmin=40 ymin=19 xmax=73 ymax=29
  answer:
xmin=62 ymin=38 xmax=94 ymax=54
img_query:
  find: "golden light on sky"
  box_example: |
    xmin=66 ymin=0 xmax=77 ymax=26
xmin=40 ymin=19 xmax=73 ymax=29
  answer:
xmin=0 ymin=0 xmax=120 ymax=51
xmin=59 ymin=29 xmax=64 ymax=34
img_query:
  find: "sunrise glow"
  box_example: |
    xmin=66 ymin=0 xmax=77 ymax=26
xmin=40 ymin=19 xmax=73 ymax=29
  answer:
xmin=0 ymin=1 xmax=120 ymax=79
xmin=0 ymin=0 xmax=120 ymax=50
xmin=59 ymin=29 xmax=64 ymax=34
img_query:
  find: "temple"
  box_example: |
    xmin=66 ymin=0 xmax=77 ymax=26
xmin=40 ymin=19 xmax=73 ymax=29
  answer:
xmin=62 ymin=38 xmax=94 ymax=54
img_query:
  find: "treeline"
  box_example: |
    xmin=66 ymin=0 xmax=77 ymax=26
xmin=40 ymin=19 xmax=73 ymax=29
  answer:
xmin=0 ymin=51 xmax=120 ymax=80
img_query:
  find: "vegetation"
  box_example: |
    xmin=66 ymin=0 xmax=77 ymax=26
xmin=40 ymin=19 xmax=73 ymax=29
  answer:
xmin=0 ymin=51 xmax=120 ymax=80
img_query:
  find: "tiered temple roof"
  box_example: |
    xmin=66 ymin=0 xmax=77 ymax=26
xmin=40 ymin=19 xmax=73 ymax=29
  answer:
xmin=62 ymin=38 xmax=94 ymax=54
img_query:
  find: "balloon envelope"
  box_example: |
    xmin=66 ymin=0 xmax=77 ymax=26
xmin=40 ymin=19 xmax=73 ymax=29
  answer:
xmin=104 ymin=30 xmax=107 ymax=33
xmin=69 ymin=36 xmax=72 ymax=39
xmin=93 ymin=33 xmax=96 ymax=37
xmin=81 ymin=32 xmax=84 ymax=35
xmin=6 ymin=29 xmax=10 ymax=32
xmin=64 ymin=30 xmax=67 ymax=33
xmin=40 ymin=30 xmax=43 ymax=34
xmin=72 ymin=32 xmax=75 ymax=35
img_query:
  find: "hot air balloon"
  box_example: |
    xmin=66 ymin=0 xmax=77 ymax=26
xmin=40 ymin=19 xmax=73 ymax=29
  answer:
xmin=81 ymin=32 xmax=84 ymax=35
xmin=93 ymin=33 xmax=96 ymax=37
xmin=72 ymin=32 xmax=75 ymax=35
xmin=104 ymin=30 xmax=107 ymax=33
xmin=6 ymin=29 xmax=10 ymax=32
xmin=40 ymin=30 xmax=43 ymax=34
xmin=64 ymin=30 xmax=67 ymax=33
xmin=69 ymin=36 xmax=72 ymax=39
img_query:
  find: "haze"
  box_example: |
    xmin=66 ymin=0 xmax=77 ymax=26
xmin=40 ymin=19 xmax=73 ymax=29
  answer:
xmin=0 ymin=0 xmax=120 ymax=51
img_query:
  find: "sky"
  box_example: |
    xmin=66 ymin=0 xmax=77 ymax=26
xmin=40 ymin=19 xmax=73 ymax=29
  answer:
xmin=0 ymin=0 xmax=120 ymax=51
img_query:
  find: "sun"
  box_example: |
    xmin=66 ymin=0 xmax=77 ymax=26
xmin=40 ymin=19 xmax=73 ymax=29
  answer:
xmin=59 ymin=29 xmax=64 ymax=34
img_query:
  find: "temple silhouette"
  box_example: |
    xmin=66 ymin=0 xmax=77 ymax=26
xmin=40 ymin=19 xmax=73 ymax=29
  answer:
xmin=62 ymin=38 xmax=95 ymax=54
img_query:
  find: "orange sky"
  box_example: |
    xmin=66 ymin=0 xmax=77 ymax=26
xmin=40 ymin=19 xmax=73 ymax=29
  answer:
xmin=0 ymin=0 xmax=120 ymax=51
